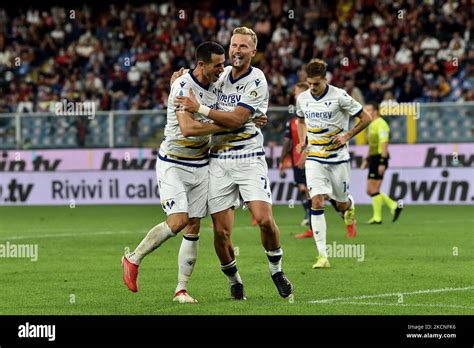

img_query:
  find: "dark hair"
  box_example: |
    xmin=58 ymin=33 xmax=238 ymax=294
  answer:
xmin=195 ymin=41 xmax=225 ymax=63
xmin=295 ymin=82 xmax=309 ymax=90
xmin=366 ymin=101 xmax=379 ymax=111
xmin=306 ymin=59 xmax=328 ymax=78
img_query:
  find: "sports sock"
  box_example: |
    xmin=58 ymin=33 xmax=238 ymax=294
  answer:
xmin=176 ymin=234 xmax=199 ymax=293
xmin=220 ymin=259 xmax=243 ymax=285
xmin=371 ymin=193 xmax=383 ymax=221
xmin=127 ymin=221 xmax=175 ymax=265
xmin=380 ymin=192 xmax=398 ymax=210
xmin=302 ymin=199 xmax=311 ymax=220
xmin=265 ymin=247 xmax=283 ymax=276
xmin=311 ymin=208 xmax=327 ymax=257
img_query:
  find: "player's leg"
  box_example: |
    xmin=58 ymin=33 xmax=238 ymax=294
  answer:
xmin=329 ymin=162 xmax=357 ymax=238
xmin=174 ymin=218 xmax=200 ymax=303
xmin=306 ymin=160 xmax=331 ymax=268
xmin=122 ymin=160 xmax=189 ymax=292
xmin=294 ymin=166 xmax=311 ymax=227
xmin=212 ymin=208 xmax=246 ymax=299
xmin=122 ymin=212 xmax=187 ymax=292
xmin=238 ymin=157 xmax=293 ymax=298
xmin=295 ymin=186 xmax=314 ymax=238
xmin=208 ymin=158 xmax=244 ymax=299
xmin=174 ymin=165 xmax=208 ymax=303
xmin=367 ymin=179 xmax=383 ymax=224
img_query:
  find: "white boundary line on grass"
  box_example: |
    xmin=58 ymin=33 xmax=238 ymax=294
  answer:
xmin=309 ymin=286 xmax=474 ymax=304
xmin=334 ymin=301 xmax=474 ymax=310
xmin=0 ymin=225 xmax=295 ymax=241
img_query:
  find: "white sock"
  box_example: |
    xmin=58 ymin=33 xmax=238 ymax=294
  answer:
xmin=175 ymin=234 xmax=199 ymax=293
xmin=221 ymin=259 xmax=242 ymax=285
xmin=311 ymin=208 xmax=327 ymax=257
xmin=265 ymin=248 xmax=283 ymax=276
xmin=127 ymin=221 xmax=175 ymax=265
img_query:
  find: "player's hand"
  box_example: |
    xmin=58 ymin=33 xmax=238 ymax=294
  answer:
xmin=278 ymin=162 xmax=286 ymax=178
xmin=175 ymin=89 xmax=200 ymax=113
xmin=296 ymin=152 xmax=306 ymax=169
xmin=332 ymin=133 xmax=350 ymax=146
xmin=296 ymin=142 xmax=306 ymax=154
xmin=378 ymin=164 xmax=386 ymax=176
xmin=171 ymin=68 xmax=188 ymax=85
xmin=253 ymin=114 xmax=267 ymax=128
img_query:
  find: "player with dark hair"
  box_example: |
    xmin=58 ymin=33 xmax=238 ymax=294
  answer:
xmin=121 ymin=41 xmax=227 ymax=303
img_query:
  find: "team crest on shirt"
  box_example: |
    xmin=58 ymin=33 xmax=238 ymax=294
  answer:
xmin=199 ymin=92 xmax=203 ymax=99
xmin=162 ymin=199 xmax=176 ymax=210
xmin=236 ymin=85 xmax=244 ymax=93
xmin=250 ymin=90 xmax=258 ymax=98
xmin=325 ymin=101 xmax=332 ymax=108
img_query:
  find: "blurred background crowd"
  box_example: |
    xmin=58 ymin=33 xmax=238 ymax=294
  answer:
xmin=0 ymin=0 xmax=473 ymax=115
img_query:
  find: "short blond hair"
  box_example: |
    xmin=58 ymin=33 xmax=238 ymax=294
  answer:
xmin=232 ymin=27 xmax=258 ymax=48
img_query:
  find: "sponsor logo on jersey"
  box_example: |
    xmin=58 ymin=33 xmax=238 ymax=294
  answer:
xmin=180 ymin=81 xmax=186 ymax=88
xmin=250 ymin=90 xmax=258 ymax=98
xmin=255 ymin=79 xmax=261 ymax=86
xmin=304 ymin=110 xmax=333 ymax=119
xmin=219 ymin=94 xmax=242 ymax=104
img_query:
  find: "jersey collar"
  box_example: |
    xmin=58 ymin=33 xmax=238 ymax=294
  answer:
xmin=229 ymin=66 xmax=253 ymax=84
xmin=310 ymin=84 xmax=329 ymax=101
xmin=188 ymin=70 xmax=210 ymax=91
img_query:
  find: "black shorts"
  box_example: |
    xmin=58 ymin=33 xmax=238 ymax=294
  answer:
xmin=293 ymin=166 xmax=307 ymax=185
xmin=368 ymin=155 xmax=389 ymax=180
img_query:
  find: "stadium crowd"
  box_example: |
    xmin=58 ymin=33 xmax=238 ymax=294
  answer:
xmin=0 ymin=0 xmax=472 ymax=116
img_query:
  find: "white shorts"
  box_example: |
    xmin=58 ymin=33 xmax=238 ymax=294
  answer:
xmin=305 ymin=160 xmax=351 ymax=202
xmin=156 ymin=157 xmax=208 ymax=218
xmin=208 ymin=156 xmax=272 ymax=215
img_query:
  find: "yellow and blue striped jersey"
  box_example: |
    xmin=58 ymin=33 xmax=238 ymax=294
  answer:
xmin=296 ymin=85 xmax=363 ymax=164
xmin=210 ymin=66 xmax=269 ymax=158
xmin=159 ymin=71 xmax=218 ymax=166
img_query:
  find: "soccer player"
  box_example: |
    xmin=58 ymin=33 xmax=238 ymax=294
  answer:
xmin=362 ymin=102 xmax=403 ymax=224
xmin=176 ymin=27 xmax=293 ymax=299
xmin=121 ymin=42 xmax=228 ymax=303
xmin=296 ymin=59 xmax=372 ymax=268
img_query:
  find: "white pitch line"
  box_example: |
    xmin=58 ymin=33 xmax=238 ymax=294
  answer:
xmin=0 ymin=224 xmax=302 ymax=241
xmin=0 ymin=230 xmax=135 ymax=241
xmin=309 ymin=286 xmax=474 ymax=304
xmin=336 ymin=301 xmax=474 ymax=310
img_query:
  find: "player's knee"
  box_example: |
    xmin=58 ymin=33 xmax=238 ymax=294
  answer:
xmin=312 ymin=195 xmax=324 ymax=209
xmin=214 ymin=225 xmax=232 ymax=243
xmin=185 ymin=219 xmax=200 ymax=235
xmin=167 ymin=215 xmax=189 ymax=233
xmin=336 ymin=202 xmax=348 ymax=211
xmin=255 ymin=214 xmax=274 ymax=231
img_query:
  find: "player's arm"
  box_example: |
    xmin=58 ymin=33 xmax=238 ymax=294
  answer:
xmin=175 ymin=91 xmax=251 ymax=128
xmin=333 ymin=96 xmax=372 ymax=146
xmin=279 ymin=137 xmax=292 ymax=174
xmin=295 ymin=117 xmax=307 ymax=154
xmin=176 ymin=110 xmax=227 ymax=137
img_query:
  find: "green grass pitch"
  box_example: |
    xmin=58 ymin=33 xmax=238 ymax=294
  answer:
xmin=0 ymin=204 xmax=473 ymax=315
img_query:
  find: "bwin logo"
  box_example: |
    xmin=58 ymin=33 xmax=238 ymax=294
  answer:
xmin=18 ymin=322 xmax=56 ymax=341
